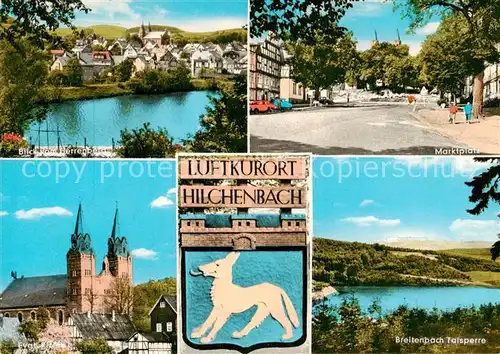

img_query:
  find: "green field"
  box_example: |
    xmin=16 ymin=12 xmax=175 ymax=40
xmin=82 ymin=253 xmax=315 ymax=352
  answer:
xmin=467 ymin=271 xmax=500 ymax=286
xmin=313 ymin=238 xmax=500 ymax=287
xmin=53 ymin=24 xmax=246 ymax=43
xmin=440 ymin=248 xmax=493 ymax=261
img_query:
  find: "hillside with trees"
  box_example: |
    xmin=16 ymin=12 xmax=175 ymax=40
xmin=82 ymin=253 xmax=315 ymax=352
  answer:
xmin=313 ymin=238 xmax=500 ymax=287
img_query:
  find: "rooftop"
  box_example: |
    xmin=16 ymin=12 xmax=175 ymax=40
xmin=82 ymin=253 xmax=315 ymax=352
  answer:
xmin=71 ymin=313 xmax=136 ymax=341
xmin=0 ymin=275 xmax=67 ymax=309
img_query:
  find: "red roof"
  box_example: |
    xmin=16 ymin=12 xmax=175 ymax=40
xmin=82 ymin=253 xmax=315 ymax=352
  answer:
xmin=92 ymin=51 xmax=113 ymax=60
xmin=50 ymin=50 xmax=65 ymax=55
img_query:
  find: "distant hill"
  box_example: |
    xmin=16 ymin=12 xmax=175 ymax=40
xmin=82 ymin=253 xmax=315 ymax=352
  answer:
xmin=313 ymin=238 xmax=500 ymax=287
xmin=382 ymin=239 xmax=493 ymax=250
xmin=54 ymin=24 xmax=247 ymax=44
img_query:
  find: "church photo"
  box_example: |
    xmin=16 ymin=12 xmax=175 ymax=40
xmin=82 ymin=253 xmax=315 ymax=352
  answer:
xmin=0 ymin=160 xmax=178 ymax=353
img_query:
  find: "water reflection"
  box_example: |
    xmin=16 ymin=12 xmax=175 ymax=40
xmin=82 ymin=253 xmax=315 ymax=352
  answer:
xmin=26 ymin=90 xmax=213 ymax=146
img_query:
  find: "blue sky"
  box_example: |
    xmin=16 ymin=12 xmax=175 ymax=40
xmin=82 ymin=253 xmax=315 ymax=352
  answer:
xmin=341 ymin=0 xmax=441 ymax=55
xmin=73 ymin=0 xmax=247 ymax=31
xmin=0 ymin=160 xmax=177 ymax=292
xmin=313 ymin=157 xmax=499 ymax=245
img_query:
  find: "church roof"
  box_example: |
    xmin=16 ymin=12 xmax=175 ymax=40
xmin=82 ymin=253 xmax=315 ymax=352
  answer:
xmin=71 ymin=313 xmax=136 ymax=340
xmin=0 ymin=275 xmax=67 ymax=309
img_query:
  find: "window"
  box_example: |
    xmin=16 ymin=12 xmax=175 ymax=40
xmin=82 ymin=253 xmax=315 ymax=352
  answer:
xmin=58 ymin=310 xmax=64 ymax=326
xmin=167 ymin=322 xmax=173 ymax=332
xmin=72 ymin=270 xmax=78 ymax=277
xmin=156 ymin=323 xmax=162 ymax=332
xmin=288 ymin=222 xmax=291 ymax=227
xmin=187 ymin=221 xmax=191 ymax=226
xmin=296 ymin=222 xmax=300 ymax=227
xmin=160 ymin=301 xmax=166 ymax=308
xmin=238 ymin=221 xmax=242 ymax=226
xmin=4 ymin=313 xmax=9 ymax=318
xmin=72 ymin=289 xmax=78 ymax=295
xmin=17 ymin=313 xmax=23 ymax=323
xmin=246 ymin=221 xmax=250 ymax=226
xmin=85 ymin=269 xmax=91 ymax=276
xmin=30 ymin=311 xmax=35 ymax=320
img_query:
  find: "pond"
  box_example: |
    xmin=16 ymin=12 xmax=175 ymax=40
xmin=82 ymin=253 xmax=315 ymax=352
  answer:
xmin=322 ymin=286 xmax=500 ymax=314
xmin=25 ymin=91 xmax=214 ymax=147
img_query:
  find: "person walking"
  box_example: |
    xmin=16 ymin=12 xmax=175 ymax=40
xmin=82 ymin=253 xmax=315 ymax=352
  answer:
xmin=464 ymin=102 xmax=473 ymax=123
xmin=449 ymin=102 xmax=457 ymax=124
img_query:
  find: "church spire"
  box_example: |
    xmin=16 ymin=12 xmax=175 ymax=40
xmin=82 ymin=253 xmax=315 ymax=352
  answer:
xmin=107 ymin=205 xmax=129 ymax=258
xmin=110 ymin=204 xmax=118 ymax=240
xmin=74 ymin=203 xmax=83 ymax=235
xmin=69 ymin=203 xmax=93 ymax=255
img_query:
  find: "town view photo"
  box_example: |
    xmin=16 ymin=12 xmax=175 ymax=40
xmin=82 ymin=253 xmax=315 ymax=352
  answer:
xmin=0 ymin=0 xmax=248 ymax=158
xmin=311 ymin=156 xmax=500 ymax=353
xmin=0 ymin=160 xmax=178 ymax=353
xmin=249 ymin=0 xmax=500 ymax=155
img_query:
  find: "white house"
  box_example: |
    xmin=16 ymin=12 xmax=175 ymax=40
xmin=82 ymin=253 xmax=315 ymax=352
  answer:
xmin=190 ymin=50 xmax=223 ymax=77
xmin=127 ymin=332 xmax=172 ymax=354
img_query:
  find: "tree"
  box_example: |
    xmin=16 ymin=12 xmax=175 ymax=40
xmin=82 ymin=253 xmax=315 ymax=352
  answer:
xmin=114 ymin=59 xmax=134 ymax=82
xmin=0 ymin=340 xmax=17 ymax=353
xmin=0 ymin=0 xmax=89 ymax=48
xmin=360 ymin=42 xmax=416 ymax=91
xmin=183 ymin=75 xmax=247 ymax=153
xmin=251 ymin=0 xmax=359 ymax=44
xmin=63 ymin=58 xmax=83 ymax=86
xmin=465 ymin=158 xmax=500 ymax=215
xmin=286 ymin=31 xmax=359 ymax=99
xmin=75 ymin=338 xmax=111 ymax=354
xmin=0 ymin=39 xmax=48 ymax=135
xmin=35 ymin=307 xmax=50 ymax=331
xmin=132 ymin=277 xmax=176 ymax=331
xmin=419 ymin=15 xmax=469 ymax=100
xmin=18 ymin=320 xmax=41 ymax=342
xmin=465 ymin=158 xmax=500 ymax=262
xmin=394 ymin=0 xmax=500 ymax=118
xmin=103 ymin=277 xmax=135 ymax=315
xmin=117 ymin=122 xmax=178 ymax=158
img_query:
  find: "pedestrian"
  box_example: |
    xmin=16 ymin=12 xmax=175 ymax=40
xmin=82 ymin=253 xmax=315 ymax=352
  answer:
xmin=464 ymin=102 xmax=473 ymax=123
xmin=449 ymin=102 xmax=457 ymax=124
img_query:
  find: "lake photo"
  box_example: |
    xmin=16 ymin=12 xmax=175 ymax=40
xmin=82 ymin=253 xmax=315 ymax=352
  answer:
xmin=26 ymin=91 xmax=213 ymax=147
xmin=312 ymin=156 xmax=500 ymax=353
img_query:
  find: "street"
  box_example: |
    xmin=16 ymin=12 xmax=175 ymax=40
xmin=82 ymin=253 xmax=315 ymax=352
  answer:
xmin=249 ymin=104 xmax=471 ymax=154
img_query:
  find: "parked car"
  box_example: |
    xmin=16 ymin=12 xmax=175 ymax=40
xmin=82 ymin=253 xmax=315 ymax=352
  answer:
xmin=250 ymin=100 xmax=277 ymax=113
xmin=272 ymin=98 xmax=293 ymax=111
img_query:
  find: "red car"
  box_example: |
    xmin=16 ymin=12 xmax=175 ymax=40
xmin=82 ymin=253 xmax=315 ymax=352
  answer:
xmin=250 ymin=100 xmax=277 ymax=113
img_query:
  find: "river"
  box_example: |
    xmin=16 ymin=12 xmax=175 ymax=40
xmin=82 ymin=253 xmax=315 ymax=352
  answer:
xmin=25 ymin=91 xmax=213 ymax=147
xmin=321 ymin=286 xmax=500 ymax=314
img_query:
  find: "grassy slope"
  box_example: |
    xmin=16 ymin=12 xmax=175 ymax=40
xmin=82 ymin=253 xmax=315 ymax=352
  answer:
xmin=440 ymin=248 xmax=493 ymax=261
xmin=53 ymin=24 xmax=246 ymax=41
xmin=314 ymin=238 xmax=500 ymax=287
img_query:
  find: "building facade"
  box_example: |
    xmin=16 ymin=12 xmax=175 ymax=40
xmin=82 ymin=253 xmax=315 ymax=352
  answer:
xmin=0 ymin=204 xmax=133 ymax=323
xmin=280 ymin=60 xmax=306 ymax=102
xmin=250 ymin=34 xmax=284 ymax=101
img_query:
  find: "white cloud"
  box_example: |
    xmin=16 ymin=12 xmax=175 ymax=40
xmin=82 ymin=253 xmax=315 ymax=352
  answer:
xmin=131 ymin=248 xmax=158 ymax=260
xmin=81 ymin=0 xmax=139 ymax=19
xmin=449 ymin=219 xmax=499 ymax=240
xmin=360 ymin=199 xmax=375 ymax=207
xmin=150 ymin=196 xmax=174 ymax=208
xmin=15 ymin=207 xmax=72 ymax=220
xmin=0 ymin=211 xmax=8 ymax=217
xmin=167 ymin=188 xmax=176 ymax=195
xmin=342 ymin=215 xmax=401 ymax=227
xmin=416 ymin=22 xmax=440 ymax=36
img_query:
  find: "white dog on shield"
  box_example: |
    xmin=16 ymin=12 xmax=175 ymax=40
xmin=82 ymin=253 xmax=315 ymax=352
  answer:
xmin=189 ymin=252 xmax=299 ymax=344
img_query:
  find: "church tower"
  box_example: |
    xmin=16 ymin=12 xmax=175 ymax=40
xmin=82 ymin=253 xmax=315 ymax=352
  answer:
xmin=139 ymin=22 xmax=146 ymax=41
xmin=66 ymin=204 xmax=96 ymax=313
xmin=106 ymin=207 xmax=133 ymax=284
xmin=371 ymin=30 xmax=379 ymax=47
xmin=394 ymin=29 xmax=402 ymax=47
